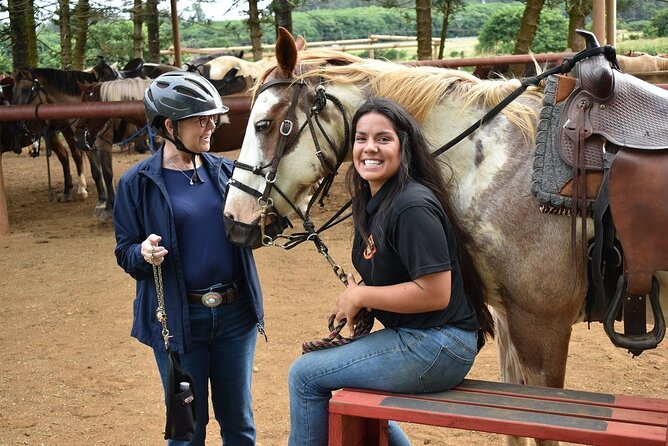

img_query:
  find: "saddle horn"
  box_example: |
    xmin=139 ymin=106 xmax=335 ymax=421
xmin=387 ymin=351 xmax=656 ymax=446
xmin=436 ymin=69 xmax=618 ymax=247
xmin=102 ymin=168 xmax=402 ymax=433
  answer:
xmin=575 ymin=29 xmax=601 ymax=50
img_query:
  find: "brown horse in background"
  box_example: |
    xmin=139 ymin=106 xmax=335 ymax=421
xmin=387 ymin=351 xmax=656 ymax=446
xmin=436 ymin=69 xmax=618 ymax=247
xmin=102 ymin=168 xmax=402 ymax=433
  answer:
xmin=10 ymin=60 xmax=118 ymax=201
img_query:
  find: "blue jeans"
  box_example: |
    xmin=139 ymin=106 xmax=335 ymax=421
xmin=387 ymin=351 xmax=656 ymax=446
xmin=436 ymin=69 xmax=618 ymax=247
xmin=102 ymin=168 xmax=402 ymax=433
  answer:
xmin=155 ymin=294 xmax=258 ymax=446
xmin=288 ymin=325 xmax=478 ymax=446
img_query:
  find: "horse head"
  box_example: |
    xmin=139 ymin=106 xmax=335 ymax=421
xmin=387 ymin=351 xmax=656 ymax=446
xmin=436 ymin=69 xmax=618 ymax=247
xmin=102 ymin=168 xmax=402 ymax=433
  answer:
xmin=91 ymin=55 xmax=120 ymax=81
xmin=223 ymin=28 xmax=350 ymax=248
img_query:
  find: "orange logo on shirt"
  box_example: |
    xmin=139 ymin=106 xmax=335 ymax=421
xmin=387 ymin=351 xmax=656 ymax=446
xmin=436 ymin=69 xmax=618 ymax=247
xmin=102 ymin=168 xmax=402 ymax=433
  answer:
xmin=363 ymin=234 xmax=376 ymax=260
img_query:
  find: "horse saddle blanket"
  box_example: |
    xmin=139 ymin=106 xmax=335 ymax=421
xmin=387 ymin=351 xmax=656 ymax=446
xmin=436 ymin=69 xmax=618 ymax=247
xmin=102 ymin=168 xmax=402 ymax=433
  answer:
xmin=532 ymin=60 xmax=668 ymax=214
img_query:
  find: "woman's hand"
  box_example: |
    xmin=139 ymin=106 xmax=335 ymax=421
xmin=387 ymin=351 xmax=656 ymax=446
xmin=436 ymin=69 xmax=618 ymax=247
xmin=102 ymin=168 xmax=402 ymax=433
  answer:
xmin=335 ymin=272 xmax=367 ymax=335
xmin=142 ymin=234 xmax=168 ymax=266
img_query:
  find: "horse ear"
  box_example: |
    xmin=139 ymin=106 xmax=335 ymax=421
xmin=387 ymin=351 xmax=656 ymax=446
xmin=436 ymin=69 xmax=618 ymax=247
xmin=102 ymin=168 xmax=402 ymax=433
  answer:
xmin=275 ymin=26 xmax=298 ymax=77
xmin=295 ymin=35 xmax=307 ymax=51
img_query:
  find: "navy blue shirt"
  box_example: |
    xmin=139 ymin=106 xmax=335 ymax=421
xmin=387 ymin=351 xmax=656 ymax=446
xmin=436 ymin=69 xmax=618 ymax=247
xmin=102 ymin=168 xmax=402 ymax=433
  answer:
xmin=352 ymin=178 xmax=478 ymax=331
xmin=163 ymin=166 xmax=242 ymax=290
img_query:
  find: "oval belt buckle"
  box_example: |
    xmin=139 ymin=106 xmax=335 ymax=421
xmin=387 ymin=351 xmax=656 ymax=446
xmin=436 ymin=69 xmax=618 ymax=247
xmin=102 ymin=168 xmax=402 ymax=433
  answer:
xmin=201 ymin=291 xmax=223 ymax=307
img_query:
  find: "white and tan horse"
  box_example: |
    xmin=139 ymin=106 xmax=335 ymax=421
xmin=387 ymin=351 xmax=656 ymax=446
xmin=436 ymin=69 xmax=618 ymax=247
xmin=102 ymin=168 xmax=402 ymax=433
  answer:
xmin=202 ymin=55 xmax=274 ymax=81
xmin=224 ymin=29 xmax=667 ymax=443
xmin=617 ymin=53 xmax=668 ymax=72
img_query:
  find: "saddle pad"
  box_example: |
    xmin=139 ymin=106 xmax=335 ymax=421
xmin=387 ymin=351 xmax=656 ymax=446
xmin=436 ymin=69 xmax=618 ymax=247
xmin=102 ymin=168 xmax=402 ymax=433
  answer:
xmin=532 ymin=74 xmax=597 ymax=214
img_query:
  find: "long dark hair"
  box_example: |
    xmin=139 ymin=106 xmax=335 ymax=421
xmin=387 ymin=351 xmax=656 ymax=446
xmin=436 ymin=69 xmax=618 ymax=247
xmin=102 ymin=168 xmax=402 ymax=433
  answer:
xmin=345 ymin=97 xmax=494 ymax=342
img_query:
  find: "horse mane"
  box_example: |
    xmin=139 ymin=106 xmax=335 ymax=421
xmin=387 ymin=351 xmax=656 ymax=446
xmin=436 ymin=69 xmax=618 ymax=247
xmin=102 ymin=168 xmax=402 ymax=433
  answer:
xmin=257 ymin=49 xmax=543 ymax=139
xmin=24 ymin=67 xmax=99 ymax=96
xmin=99 ymin=78 xmax=153 ymax=101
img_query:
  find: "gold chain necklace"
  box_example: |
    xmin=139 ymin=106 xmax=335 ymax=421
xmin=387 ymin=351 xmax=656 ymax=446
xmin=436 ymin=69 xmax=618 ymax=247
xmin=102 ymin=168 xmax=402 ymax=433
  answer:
xmin=167 ymin=158 xmax=197 ymax=185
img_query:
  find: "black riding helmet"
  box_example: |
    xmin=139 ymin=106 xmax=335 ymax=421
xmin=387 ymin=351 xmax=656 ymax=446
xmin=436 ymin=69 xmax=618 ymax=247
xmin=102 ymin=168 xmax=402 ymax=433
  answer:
xmin=144 ymin=71 xmax=229 ymax=182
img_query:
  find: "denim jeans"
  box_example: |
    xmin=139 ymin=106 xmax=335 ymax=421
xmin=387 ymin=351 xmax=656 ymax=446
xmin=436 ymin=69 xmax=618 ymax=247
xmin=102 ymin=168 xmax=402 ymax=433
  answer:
xmin=155 ymin=294 xmax=258 ymax=446
xmin=288 ymin=325 xmax=478 ymax=446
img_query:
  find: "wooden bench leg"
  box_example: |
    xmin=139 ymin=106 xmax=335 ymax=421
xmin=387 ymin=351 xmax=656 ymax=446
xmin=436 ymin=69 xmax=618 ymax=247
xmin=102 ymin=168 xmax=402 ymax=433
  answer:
xmin=329 ymin=412 xmax=388 ymax=446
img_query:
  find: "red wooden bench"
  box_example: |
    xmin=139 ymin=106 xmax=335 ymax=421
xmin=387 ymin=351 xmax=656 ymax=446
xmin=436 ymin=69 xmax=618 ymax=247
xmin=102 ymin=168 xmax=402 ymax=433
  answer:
xmin=328 ymin=379 xmax=668 ymax=446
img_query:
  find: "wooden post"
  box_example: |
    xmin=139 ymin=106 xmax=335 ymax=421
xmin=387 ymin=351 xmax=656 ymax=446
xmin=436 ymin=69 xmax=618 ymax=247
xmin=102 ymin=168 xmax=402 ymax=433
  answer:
xmin=606 ymin=0 xmax=616 ymax=47
xmin=170 ymin=0 xmax=182 ymax=67
xmin=0 ymin=151 xmax=9 ymax=236
xmin=592 ymin=0 xmax=606 ymax=44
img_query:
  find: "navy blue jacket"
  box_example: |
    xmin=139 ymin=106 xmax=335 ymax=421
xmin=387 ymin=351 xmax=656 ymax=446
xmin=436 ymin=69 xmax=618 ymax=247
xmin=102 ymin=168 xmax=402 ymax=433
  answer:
xmin=113 ymin=147 xmax=265 ymax=353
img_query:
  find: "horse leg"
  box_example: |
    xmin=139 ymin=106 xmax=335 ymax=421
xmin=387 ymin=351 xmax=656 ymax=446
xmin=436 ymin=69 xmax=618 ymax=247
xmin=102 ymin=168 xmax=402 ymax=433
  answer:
xmin=62 ymin=127 xmax=88 ymax=200
xmin=98 ymin=149 xmax=114 ymax=222
xmin=494 ymin=302 xmax=577 ymax=446
xmin=85 ymin=150 xmax=107 ymax=217
xmin=46 ymin=134 xmax=74 ymax=202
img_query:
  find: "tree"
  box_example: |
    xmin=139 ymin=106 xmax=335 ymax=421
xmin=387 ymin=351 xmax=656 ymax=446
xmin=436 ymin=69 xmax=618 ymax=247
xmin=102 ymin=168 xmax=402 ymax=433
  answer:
xmin=8 ymin=0 xmax=38 ymax=70
xmin=514 ymin=0 xmax=544 ymax=54
xmin=133 ymin=0 xmax=143 ymax=58
xmin=434 ymin=0 xmax=465 ymax=59
xmin=416 ymin=0 xmax=433 ymax=60
xmin=565 ymin=0 xmax=588 ymax=51
xmin=477 ymin=5 xmax=568 ymax=54
xmin=58 ymin=0 xmax=73 ymax=68
xmin=248 ymin=0 xmax=263 ymax=60
xmin=145 ymin=0 xmax=161 ymax=63
xmin=73 ymin=0 xmax=91 ymax=69
xmin=650 ymin=7 xmax=668 ymax=36
xmin=273 ymin=0 xmax=293 ymax=35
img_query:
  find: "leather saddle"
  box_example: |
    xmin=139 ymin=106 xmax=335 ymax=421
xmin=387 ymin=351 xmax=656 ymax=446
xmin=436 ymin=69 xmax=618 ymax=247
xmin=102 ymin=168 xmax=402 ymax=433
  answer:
xmin=540 ymin=31 xmax=668 ymax=355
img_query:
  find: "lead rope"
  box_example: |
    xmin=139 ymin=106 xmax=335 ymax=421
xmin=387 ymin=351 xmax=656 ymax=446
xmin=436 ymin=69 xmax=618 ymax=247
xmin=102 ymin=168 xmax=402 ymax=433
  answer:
xmin=300 ymin=223 xmax=375 ymax=354
xmin=152 ymin=263 xmax=171 ymax=351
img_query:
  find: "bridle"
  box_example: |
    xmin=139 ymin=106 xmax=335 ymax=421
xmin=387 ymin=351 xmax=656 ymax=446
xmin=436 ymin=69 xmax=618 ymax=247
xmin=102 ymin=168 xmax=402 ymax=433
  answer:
xmin=75 ymin=85 xmax=114 ymax=150
xmin=229 ymin=68 xmax=352 ymax=281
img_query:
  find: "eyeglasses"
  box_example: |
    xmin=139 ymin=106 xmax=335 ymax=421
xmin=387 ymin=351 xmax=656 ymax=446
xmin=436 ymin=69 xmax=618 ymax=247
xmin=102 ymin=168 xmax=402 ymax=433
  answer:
xmin=194 ymin=115 xmax=221 ymax=128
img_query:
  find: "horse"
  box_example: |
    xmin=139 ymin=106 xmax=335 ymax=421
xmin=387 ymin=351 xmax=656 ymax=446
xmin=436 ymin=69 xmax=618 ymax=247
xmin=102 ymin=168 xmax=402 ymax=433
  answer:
xmin=185 ymin=49 xmax=245 ymax=71
xmin=223 ymin=28 xmax=668 ymax=445
xmin=74 ymin=78 xmax=153 ymax=221
xmin=10 ymin=60 xmax=119 ymax=201
xmin=197 ymin=55 xmax=274 ymax=81
xmin=617 ymin=54 xmax=668 ymax=72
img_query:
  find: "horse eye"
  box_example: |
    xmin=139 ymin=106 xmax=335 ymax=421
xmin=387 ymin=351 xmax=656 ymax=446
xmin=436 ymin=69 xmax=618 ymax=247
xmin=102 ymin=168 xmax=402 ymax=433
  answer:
xmin=255 ymin=120 xmax=272 ymax=133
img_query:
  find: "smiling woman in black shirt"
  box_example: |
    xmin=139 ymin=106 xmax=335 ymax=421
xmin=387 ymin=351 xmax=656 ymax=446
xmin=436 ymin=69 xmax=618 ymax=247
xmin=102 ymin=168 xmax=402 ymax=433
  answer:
xmin=287 ymin=97 xmax=494 ymax=446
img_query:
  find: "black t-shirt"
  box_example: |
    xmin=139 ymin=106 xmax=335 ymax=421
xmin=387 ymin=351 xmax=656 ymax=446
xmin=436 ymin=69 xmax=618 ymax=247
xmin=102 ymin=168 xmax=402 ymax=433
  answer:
xmin=351 ymin=178 xmax=478 ymax=331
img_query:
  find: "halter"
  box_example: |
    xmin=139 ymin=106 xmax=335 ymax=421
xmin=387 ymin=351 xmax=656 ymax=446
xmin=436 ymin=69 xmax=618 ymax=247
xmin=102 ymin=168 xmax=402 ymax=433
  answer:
xmin=229 ymin=68 xmax=351 ymax=279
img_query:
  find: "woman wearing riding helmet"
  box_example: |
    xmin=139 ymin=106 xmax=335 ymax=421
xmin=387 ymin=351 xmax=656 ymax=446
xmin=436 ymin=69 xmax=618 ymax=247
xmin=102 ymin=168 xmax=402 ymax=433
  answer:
xmin=113 ymin=71 xmax=265 ymax=445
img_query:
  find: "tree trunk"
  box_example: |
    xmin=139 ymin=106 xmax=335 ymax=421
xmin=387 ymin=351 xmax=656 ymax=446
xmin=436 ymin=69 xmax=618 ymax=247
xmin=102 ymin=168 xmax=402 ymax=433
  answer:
xmin=567 ymin=0 xmax=588 ymax=51
xmin=510 ymin=0 xmax=544 ymax=76
xmin=145 ymin=0 xmax=160 ymax=63
xmin=133 ymin=0 xmax=144 ymax=59
xmin=273 ymin=0 xmax=293 ymax=36
xmin=438 ymin=2 xmax=453 ymax=59
xmin=248 ymin=0 xmax=263 ymax=61
xmin=8 ymin=0 xmax=38 ymax=70
xmin=73 ymin=0 xmax=91 ymax=70
xmin=58 ymin=0 xmax=72 ymax=69
xmin=416 ymin=0 xmax=433 ymax=60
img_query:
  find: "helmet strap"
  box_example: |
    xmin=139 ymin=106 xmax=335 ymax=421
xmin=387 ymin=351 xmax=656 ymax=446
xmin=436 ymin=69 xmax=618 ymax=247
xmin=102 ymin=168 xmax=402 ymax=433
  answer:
xmin=162 ymin=122 xmax=205 ymax=184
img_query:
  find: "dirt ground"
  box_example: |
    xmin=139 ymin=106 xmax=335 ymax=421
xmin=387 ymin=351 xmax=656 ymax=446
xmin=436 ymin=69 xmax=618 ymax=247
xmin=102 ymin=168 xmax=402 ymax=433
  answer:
xmin=0 ymin=149 xmax=667 ymax=446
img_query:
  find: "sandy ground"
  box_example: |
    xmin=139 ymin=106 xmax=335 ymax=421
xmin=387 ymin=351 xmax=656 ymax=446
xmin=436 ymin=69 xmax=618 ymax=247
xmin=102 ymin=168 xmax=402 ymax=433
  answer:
xmin=0 ymin=149 xmax=666 ymax=445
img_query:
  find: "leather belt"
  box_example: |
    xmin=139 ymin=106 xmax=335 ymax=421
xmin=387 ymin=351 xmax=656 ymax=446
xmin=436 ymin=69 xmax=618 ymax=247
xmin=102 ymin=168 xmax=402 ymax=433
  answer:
xmin=187 ymin=281 xmax=239 ymax=308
